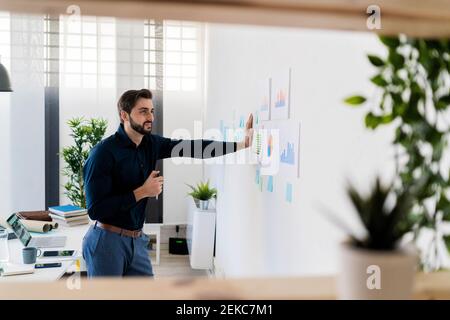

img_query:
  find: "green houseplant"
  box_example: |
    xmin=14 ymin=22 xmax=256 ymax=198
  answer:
xmin=344 ymin=177 xmax=419 ymax=250
xmin=344 ymin=35 xmax=450 ymax=272
xmin=61 ymin=117 xmax=108 ymax=208
xmin=186 ymin=180 xmax=217 ymax=210
xmin=324 ymin=176 xmax=423 ymax=299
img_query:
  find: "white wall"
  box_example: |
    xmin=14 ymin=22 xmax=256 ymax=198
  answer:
xmin=0 ymin=25 xmax=11 ymax=218
xmin=9 ymin=14 xmax=46 ymax=213
xmin=205 ymin=24 xmax=396 ymax=277
xmin=0 ymin=93 xmax=11 ymax=218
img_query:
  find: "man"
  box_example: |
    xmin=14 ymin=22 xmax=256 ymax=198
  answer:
xmin=82 ymin=88 xmax=253 ymax=277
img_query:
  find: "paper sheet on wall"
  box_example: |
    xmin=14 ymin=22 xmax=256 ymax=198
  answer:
xmin=278 ymin=120 xmax=301 ymax=178
xmin=254 ymin=120 xmax=300 ymax=178
xmin=257 ymin=78 xmax=271 ymax=121
xmin=270 ymin=68 xmax=291 ymax=120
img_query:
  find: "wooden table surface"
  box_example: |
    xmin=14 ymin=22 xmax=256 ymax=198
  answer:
xmin=1 ymin=271 xmax=450 ymax=299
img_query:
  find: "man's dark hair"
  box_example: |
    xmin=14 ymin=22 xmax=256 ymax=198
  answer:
xmin=117 ymin=89 xmax=153 ymax=123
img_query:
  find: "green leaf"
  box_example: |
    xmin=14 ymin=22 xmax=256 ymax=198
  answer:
xmin=438 ymin=194 xmax=450 ymax=221
xmin=344 ymin=95 xmax=366 ymax=106
xmin=367 ymin=54 xmax=385 ymax=67
xmin=381 ymin=113 xmax=394 ymax=124
xmin=365 ymin=112 xmax=382 ymax=129
xmin=370 ymin=74 xmax=388 ymax=87
xmin=437 ymin=94 xmax=450 ymax=110
xmin=379 ymin=36 xmax=400 ymax=49
xmin=444 ymin=235 xmax=450 ymax=254
xmin=388 ymin=50 xmax=405 ymax=69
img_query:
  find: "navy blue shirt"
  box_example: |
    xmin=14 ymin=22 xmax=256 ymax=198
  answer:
xmin=83 ymin=124 xmax=237 ymax=230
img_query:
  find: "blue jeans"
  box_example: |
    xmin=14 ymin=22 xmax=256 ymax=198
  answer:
xmin=82 ymin=224 xmax=154 ymax=277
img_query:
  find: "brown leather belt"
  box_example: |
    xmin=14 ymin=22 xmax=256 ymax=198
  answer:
xmin=95 ymin=221 xmax=142 ymax=238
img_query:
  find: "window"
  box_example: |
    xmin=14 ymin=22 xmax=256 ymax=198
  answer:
xmin=160 ymin=20 xmax=201 ymax=91
xmin=58 ymin=15 xmax=116 ymax=88
xmin=144 ymin=20 xmax=163 ymax=90
xmin=0 ymin=11 xmax=10 ymax=70
xmin=21 ymin=15 xmax=203 ymax=92
xmin=44 ymin=15 xmax=58 ymax=87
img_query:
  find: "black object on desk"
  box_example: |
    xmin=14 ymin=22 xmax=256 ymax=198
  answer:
xmin=35 ymin=263 xmax=62 ymax=269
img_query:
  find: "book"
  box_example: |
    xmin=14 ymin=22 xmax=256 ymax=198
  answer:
xmin=49 ymin=211 xmax=87 ymax=219
xmin=48 ymin=205 xmax=87 ymax=217
xmin=0 ymin=263 xmax=35 ymax=277
xmin=56 ymin=219 xmax=89 ymax=227
xmin=49 ymin=213 xmax=88 ymax=222
xmin=55 ymin=220 xmax=89 ymax=227
xmin=48 ymin=205 xmax=86 ymax=216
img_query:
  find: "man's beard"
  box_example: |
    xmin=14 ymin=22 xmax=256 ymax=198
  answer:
xmin=130 ymin=115 xmax=152 ymax=135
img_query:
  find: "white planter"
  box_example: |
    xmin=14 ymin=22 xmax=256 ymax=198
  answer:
xmin=186 ymin=198 xmax=216 ymax=270
xmin=199 ymin=200 xmax=210 ymax=210
xmin=337 ymin=242 xmax=418 ymax=300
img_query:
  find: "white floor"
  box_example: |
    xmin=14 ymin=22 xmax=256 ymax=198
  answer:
xmin=150 ymin=245 xmax=208 ymax=279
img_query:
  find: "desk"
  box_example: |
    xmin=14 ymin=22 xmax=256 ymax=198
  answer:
xmin=0 ymin=223 xmax=90 ymax=282
xmin=0 ymin=222 xmax=161 ymax=282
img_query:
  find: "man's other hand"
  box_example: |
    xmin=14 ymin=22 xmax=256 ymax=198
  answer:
xmin=133 ymin=170 xmax=164 ymax=201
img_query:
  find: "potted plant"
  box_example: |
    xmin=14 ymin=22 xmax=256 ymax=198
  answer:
xmin=344 ymin=35 xmax=450 ymax=271
xmin=61 ymin=117 xmax=108 ymax=208
xmin=324 ymin=176 xmax=426 ymax=299
xmin=186 ymin=180 xmax=217 ymax=210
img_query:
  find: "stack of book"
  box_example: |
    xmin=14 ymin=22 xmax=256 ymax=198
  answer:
xmin=48 ymin=205 xmax=89 ymax=227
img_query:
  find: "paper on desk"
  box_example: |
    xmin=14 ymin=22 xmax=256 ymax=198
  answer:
xmin=0 ymin=263 xmax=35 ymax=276
xmin=21 ymin=220 xmax=59 ymax=233
xmin=0 ymin=217 xmax=7 ymax=229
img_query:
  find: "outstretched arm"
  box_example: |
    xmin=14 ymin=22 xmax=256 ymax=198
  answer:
xmin=156 ymin=113 xmax=253 ymax=159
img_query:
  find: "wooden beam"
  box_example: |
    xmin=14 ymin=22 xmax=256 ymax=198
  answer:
xmin=1 ymin=272 xmax=450 ymax=299
xmin=0 ymin=0 xmax=449 ymax=38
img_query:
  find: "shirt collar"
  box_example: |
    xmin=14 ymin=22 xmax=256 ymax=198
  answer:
xmin=116 ymin=123 xmax=150 ymax=148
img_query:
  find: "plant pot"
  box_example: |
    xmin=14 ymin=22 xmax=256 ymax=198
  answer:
xmin=193 ymin=198 xmax=200 ymax=208
xmin=199 ymin=200 xmax=209 ymax=210
xmin=337 ymin=241 xmax=418 ymax=300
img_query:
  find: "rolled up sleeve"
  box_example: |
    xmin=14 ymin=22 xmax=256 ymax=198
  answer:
xmin=155 ymin=135 xmax=237 ymax=160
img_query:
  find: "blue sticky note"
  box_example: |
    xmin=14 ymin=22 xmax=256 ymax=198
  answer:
xmin=219 ymin=120 xmax=224 ymax=137
xmin=285 ymin=183 xmax=293 ymax=203
xmin=267 ymin=176 xmax=273 ymax=192
xmin=223 ymin=126 xmax=229 ymax=141
xmin=255 ymin=169 xmax=260 ymax=185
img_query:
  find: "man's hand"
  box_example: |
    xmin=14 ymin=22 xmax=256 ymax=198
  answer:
xmin=237 ymin=113 xmax=254 ymax=150
xmin=245 ymin=113 xmax=254 ymax=148
xmin=133 ymin=170 xmax=164 ymax=202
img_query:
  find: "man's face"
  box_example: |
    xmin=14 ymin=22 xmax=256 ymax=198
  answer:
xmin=124 ymin=98 xmax=154 ymax=135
